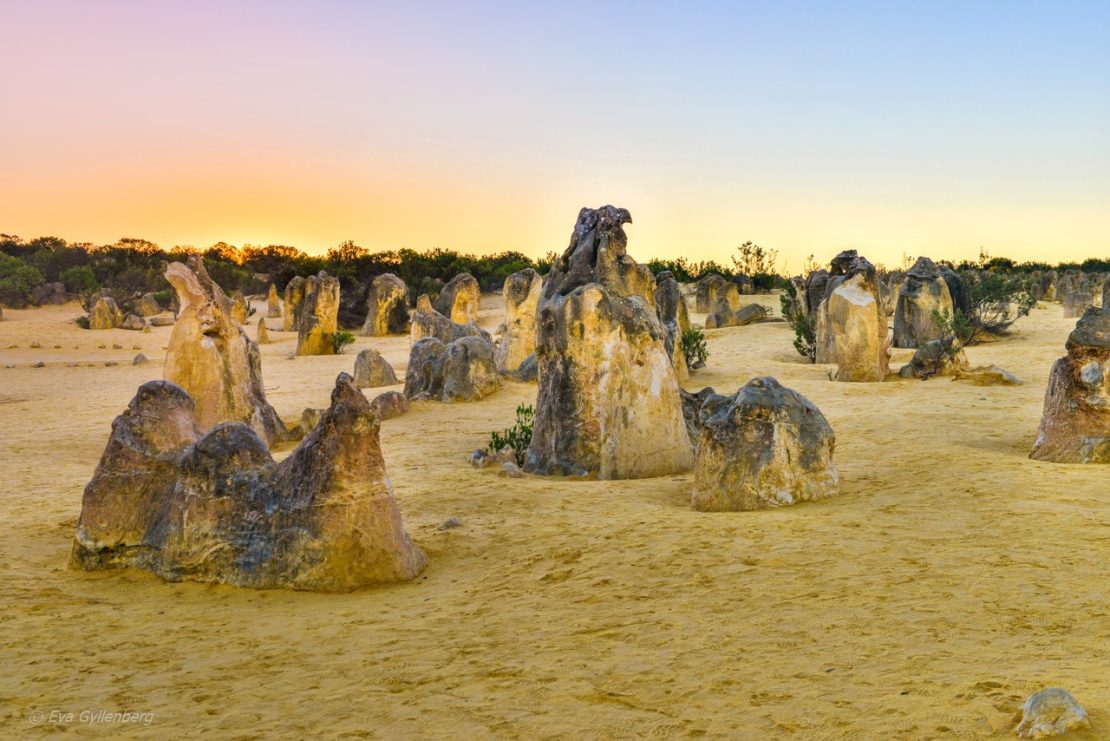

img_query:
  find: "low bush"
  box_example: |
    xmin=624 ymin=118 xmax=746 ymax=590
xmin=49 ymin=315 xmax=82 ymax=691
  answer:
xmin=680 ymin=328 xmax=709 ymax=368
xmin=780 ymin=280 xmax=816 ymax=362
xmin=488 ymin=404 xmax=535 ymax=466
xmin=333 ymin=330 xmax=356 ymax=354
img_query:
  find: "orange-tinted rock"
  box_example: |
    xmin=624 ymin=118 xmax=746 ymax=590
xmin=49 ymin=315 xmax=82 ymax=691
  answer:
xmin=163 ymin=256 xmax=287 ymax=446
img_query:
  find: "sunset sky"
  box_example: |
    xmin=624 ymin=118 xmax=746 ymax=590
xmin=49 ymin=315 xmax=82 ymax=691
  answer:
xmin=3 ymin=1 xmax=1108 ymax=271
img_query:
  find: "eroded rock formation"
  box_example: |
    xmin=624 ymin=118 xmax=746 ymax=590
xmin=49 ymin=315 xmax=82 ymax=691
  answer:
xmin=163 ymin=256 xmax=286 ymax=446
xmin=957 ymin=365 xmax=1022 ymax=386
xmin=897 ymin=338 xmax=968 ymax=379
xmin=524 ymin=205 xmax=692 ymax=479
xmin=704 ymin=301 xmax=769 ymax=329
xmin=353 ymin=348 xmax=399 ymax=388
xmin=654 ymin=270 xmax=691 ymax=380
xmin=70 ymin=374 xmax=427 ymax=591
xmin=120 ymin=314 xmax=149 ymax=332
xmin=404 ymin=336 xmax=501 ymax=402
xmin=691 ymin=377 xmax=838 ymax=511
xmin=695 ymin=274 xmax=739 ymax=314
xmin=822 ymin=257 xmax=890 ymax=382
xmin=283 ymin=276 xmax=306 ymax=332
xmin=296 ymin=272 xmax=340 ymax=356
xmin=362 ymin=273 xmax=410 ymax=336
xmin=805 ymin=270 xmax=830 ymax=318
xmin=939 ymin=265 xmax=971 ymax=316
xmin=496 ymin=268 xmax=543 ymax=373
xmin=267 ymin=284 xmax=281 ymax=318
xmin=410 ymin=294 xmax=489 ymax=345
xmin=1030 ymin=307 xmax=1110 ymax=462
xmin=369 ymin=390 xmax=409 ymax=420
xmin=434 ymin=273 xmax=480 ymax=324
xmin=88 ymin=296 xmax=123 ymax=330
xmin=1063 ymin=277 xmax=1098 ymax=318
xmin=231 ymin=290 xmax=249 ymax=325
xmin=136 ymin=293 xmax=162 ymax=317
xmin=812 ymin=250 xmax=860 ymax=364
xmin=893 ymin=257 xmax=954 ymax=348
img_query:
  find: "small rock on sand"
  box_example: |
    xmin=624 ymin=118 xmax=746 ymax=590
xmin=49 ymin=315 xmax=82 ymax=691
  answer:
xmin=499 ymin=462 xmax=524 ymax=478
xmin=1016 ymin=687 xmax=1089 ymax=738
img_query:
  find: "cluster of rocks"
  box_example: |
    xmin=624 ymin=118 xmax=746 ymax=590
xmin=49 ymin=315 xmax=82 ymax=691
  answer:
xmin=694 ymin=273 xmax=771 ymax=329
xmin=795 ymin=252 xmax=1020 ymax=385
xmin=1024 ymin=268 xmax=1110 ymax=320
xmin=695 ymin=274 xmax=739 ymax=314
xmin=71 ymin=374 xmax=427 ymax=591
xmin=83 ymin=290 xmax=172 ymax=331
xmin=469 ymin=447 xmax=524 ymax=478
xmin=410 ymin=294 xmax=488 ymax=344
xmin=434 ymin=273 xmax=480 ymax=324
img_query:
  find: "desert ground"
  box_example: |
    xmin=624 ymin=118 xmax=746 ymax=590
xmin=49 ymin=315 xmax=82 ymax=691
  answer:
xmin=1 ymin=293 xmax=1107 ymax=739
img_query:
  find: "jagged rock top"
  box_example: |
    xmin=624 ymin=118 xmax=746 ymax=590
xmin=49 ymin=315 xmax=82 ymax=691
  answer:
xmin=843 ymin=255 xmax=877 ymax=282
xmin=1067 ymin=306 xmax=1110 ymax=350
xmin=906 ymin=256 xmax=943 ymax=280
xmin=829 ymin=250 xmax=859 ymax=276
xmin=504 ymin=268 xmax=540 ymax=304
xmin=72 ymin=372 xmax=426 ymax=590
xmin=700 ymin=377 xmax=831 ymax=440
xmin=543 ymin=205 xmax=646 ymax=300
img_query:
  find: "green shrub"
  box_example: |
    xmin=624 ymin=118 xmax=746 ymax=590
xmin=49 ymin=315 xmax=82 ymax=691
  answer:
xmin=488 ymin=404 xmax=535 ymax=466
xmin=960 ymin=271 xmax=1037 ymax=342
xmin=780 ymin=280 xmax=816 ymax=362
xmin=0 ymin=253 xmax=44 ymax=307
xmin=333 ymin=330 xmax=355 ymax=354
xmin=680 ymin=328 xmax=708 ymax=368
xmin=59 ymin=265 xmax=99 ymax=293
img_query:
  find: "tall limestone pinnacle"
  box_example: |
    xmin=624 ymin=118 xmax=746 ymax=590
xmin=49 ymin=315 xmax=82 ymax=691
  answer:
xmin=525 ymin=205 xmax=693 ymax=479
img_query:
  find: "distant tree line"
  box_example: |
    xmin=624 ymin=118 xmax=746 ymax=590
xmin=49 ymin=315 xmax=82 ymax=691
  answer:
xmin=0 ymin=234 xmax=538 ymax=321
xmin=3 ymin=232 xmax=1106 ymax=317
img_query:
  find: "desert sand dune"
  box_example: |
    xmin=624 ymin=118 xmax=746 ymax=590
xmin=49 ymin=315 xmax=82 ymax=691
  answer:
xmin=1 ymin=293 xmax=1106 ymax=738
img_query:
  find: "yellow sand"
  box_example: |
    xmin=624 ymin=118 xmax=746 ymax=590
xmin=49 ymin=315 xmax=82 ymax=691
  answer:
xmin=1 ymin=295 xmax=1107 ymax=739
